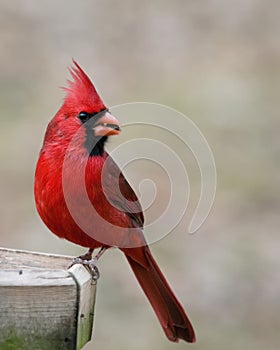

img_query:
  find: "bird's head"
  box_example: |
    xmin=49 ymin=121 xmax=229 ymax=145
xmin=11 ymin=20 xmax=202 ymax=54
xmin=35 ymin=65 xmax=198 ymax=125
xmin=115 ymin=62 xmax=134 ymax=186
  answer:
xmin=49 ymin=60 xmax=121 ymax=156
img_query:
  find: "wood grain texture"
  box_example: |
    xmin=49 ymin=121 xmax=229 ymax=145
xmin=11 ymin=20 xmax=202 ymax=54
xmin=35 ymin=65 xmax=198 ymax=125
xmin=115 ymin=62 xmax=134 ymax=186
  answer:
xmin=0 ymin=247 xmax=96 ymax=350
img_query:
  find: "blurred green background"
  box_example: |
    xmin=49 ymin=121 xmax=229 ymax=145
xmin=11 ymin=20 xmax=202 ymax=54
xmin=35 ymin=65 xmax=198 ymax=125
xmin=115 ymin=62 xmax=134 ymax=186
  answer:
xmin=0 ymin=1 xmax=279 ymax=349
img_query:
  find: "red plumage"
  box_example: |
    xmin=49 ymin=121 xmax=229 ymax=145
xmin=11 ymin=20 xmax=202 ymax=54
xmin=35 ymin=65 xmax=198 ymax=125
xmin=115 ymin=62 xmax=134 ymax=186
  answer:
xmin=34 ymin=61 xmax=195 ymax=343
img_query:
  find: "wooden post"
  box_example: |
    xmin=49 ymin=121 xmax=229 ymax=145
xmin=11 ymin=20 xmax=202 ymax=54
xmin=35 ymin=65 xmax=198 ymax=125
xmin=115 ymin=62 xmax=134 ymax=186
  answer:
xmin=0 ymin=247 xmax=97 ymax=350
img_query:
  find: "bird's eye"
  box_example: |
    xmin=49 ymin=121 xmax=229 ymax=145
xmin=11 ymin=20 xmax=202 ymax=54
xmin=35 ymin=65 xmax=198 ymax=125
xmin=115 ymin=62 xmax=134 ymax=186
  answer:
xmin=78 ymin=112 xmax=92 ymax=123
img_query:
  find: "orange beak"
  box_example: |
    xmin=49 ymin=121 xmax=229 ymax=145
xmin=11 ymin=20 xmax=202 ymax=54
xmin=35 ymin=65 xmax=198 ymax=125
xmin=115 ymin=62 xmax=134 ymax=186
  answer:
xmin=93 ymin=111 xmax=121 ymax=136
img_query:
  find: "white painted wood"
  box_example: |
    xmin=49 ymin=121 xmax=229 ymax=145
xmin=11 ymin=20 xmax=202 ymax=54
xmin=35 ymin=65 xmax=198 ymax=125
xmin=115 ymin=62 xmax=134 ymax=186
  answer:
xmin=0 ymin=247 xmax=96 ymax=350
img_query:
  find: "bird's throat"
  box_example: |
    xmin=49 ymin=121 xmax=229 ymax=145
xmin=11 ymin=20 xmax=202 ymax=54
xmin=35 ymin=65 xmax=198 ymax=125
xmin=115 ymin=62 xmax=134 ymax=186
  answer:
xmin=84 ymin=128 xmax=107 ymax=157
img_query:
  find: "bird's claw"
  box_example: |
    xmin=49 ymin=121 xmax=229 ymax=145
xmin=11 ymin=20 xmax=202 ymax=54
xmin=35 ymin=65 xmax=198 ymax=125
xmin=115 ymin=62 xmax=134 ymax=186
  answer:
xmin=87 ymin=259 xmax=100 ymax=281
xmin=69 ymin=257 xmax=100 ymax=281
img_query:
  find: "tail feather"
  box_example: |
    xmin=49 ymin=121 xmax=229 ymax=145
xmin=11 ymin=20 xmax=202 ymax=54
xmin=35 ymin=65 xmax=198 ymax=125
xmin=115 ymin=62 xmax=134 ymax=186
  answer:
xmin=124 ymin=246 xmax=196 ymax=343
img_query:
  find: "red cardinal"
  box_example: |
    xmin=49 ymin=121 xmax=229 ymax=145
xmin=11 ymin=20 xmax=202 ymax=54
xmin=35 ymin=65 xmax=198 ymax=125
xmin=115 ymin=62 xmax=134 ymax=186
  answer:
xmin=34 ymin=61 xmax=195 ymax=343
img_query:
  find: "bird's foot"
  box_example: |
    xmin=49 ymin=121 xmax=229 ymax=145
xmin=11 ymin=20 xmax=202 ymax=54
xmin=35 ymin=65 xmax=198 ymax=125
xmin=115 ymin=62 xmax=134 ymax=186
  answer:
xmin=69 ymin=255 xmax=100 ymax=281
xmin=68 ymin=247 xmax=107 ymax=281
xmin=74 ymin=248 xmax=94 ymax=261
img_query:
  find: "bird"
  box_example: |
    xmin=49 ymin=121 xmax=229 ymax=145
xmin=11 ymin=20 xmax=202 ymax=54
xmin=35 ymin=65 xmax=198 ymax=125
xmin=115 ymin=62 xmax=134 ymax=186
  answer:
xmin=34 ymin=60 xmax=196 ymax=343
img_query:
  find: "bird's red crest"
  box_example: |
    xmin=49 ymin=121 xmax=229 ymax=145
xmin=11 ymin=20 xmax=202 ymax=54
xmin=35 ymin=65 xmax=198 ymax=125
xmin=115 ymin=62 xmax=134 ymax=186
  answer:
xmin=62 ymin=60 xmax=106 ymax=114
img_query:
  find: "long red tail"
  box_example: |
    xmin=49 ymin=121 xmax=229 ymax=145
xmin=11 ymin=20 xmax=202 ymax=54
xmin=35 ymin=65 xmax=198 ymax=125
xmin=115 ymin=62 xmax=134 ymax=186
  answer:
xmin=124 ymin=246 xmax=196 ymax=343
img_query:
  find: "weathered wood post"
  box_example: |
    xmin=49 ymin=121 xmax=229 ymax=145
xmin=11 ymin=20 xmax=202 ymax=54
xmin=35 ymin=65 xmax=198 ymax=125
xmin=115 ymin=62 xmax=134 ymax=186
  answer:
xmin=0 ymin=247 xmax=97 ymax=350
